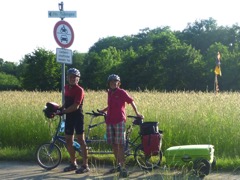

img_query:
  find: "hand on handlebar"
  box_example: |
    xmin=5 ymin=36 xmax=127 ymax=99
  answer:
xmin=97 ymin=109 xmax=105 ymax=113
xmin=96 ymin=109 xmax=106 ymax=115
xmin=136 ymin=114 xmax=144 ymax=119
xmin=55 ymin=110 xmax=64 ymax=116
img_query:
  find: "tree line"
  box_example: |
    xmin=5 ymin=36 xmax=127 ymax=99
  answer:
xmin=1 ymin=18 xmax=240 ymax=92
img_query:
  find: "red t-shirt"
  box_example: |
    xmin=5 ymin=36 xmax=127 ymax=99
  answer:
xmin=64 ymin=84 xmax=84 ymax=110
xmin=106 ymin=88 xmax=133 ymax=125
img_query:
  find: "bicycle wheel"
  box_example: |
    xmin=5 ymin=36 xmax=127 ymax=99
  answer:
xmin=36 ymin=143 xmax=62 ymax=170
xmin=134 ymin=144 xmax=162 ymax=170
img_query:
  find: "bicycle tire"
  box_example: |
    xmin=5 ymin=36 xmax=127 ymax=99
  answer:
xmin=36 ymin=143 xmax=62 ymax=170
xmin=134 ymin=144 xmax=162 ymax=171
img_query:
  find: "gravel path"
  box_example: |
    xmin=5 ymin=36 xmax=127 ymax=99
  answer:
xmin=0 ymin=161 xmax=240 ymax=179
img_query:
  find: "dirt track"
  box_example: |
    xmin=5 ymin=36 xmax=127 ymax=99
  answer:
xmin=1 ymin=161 xmax=240 ymax=180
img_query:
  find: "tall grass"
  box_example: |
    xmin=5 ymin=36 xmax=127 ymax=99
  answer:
xmin=1 ymin=90 xmax=240 ymax=162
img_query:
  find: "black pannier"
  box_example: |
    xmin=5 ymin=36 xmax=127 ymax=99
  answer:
xmin=140 ymin=122 xmax=159 ymax=135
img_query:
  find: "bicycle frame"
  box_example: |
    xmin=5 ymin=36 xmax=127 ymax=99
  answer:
xmin=47 ymin=117 xmax=82 ymax=154
xmin=124 ymin=125 xmax=141 ymax=156
xmin=37 ymin=111 xmax=162 ymax=171
xmin=84 ymin=111 xmax=142 ymax=156
xmin=85 ymin=112 xmax=118 ymax=154
xmin=48 ymin=112 xmax=142 ymax=156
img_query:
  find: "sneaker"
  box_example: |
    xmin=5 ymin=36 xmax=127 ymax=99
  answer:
xmin=109 ymin=165 xmax=121 ymax=173
xmin=119 ymin=168 xmax=129 ymax=178
xmin=75 ymin=165 xmax=90 ymax=174
xmin=64 ymin=163 xmax=78 ymax=172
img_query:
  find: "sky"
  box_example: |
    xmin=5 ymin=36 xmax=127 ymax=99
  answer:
xmin=1 ymin=0 xmax=240 ymax=63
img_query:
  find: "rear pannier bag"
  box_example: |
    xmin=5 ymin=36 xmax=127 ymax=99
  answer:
xmin=142 ymin=133 xmax=162 ymax=156
xmin=140 ymin=122 xmax=159 ymax=135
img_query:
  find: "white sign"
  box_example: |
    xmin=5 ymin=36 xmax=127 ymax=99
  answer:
xmin=48 ymin=11 xmax=77 ymax=18
xmin=56 ymin=48 xmax=72 ymax=64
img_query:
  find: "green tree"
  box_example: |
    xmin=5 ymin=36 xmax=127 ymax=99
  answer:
xmin=83 ymin=47 xmax=122 ymax=89
xmin=71 ymin=51 xmax=86 ymax=69
xmin=21 ymin=48 xmax=61 ymax=91
xmin=0 ymin=72 xmax=21 ymax=90
xmin=0 ymin=58 xmax=3 ymax=70
xmin=121 ymin=30 xmax=203 ymax=91
xmin=1 ymin=61 xmax=18 ymax=76
xmin=66 ymin=51 xmax=87 ymax=83
xmin=89 ymin=36 xmax=131 ymax=53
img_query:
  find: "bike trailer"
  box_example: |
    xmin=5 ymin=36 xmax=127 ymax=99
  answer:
xmin=165 ymin=144 xmax=215 ymax=177
xmin=165 ymin=144 xmax=215 ymax=167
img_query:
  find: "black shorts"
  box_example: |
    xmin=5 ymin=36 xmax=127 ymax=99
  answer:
xmin=65 ymin=111 xmax=84 ymax=135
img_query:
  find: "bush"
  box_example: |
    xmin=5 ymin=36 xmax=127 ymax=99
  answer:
xmin=0 ymin=72 xmax=21 ymax=90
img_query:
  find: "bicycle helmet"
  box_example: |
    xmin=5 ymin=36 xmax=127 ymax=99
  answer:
xmin=43 ymin=102 xmax=60 ymax=119
xmin=107 ymin=74 xmax=120 ymax=82
xmin=67 ymin=68 xmax=80 ymax=77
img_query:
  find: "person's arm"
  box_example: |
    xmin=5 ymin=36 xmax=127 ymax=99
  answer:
xmin=62 ymin=103 xmax=80 ymax=114
xmin=130 ymin=101 xmax=143 ymax=118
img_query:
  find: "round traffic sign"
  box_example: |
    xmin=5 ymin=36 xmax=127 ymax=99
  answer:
xmin=53 ymin=20 xmax=74 ymax=48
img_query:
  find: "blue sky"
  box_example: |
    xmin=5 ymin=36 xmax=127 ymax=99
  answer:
xmin=1 ymin=0 xmax=239 ymax=63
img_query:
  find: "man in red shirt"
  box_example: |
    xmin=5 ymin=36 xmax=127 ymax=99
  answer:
xmin=100 ymin=74 xmax=143 ymax=177
xmin=58 ymin=68 xmax=89 ymax=174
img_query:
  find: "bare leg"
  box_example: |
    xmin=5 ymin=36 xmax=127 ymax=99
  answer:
xmin=76 ymin=133 xmax=88 ymax=166
xmin=65 ymin=135 xmax=76 ymax=165
xmin=113 ymin=144 xmax=125 ymax=167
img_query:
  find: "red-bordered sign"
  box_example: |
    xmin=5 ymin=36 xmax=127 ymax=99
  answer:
xmin=53 ymin=20 xmax=74 ymax=48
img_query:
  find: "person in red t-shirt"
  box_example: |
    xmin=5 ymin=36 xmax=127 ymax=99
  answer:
xmin=99 ymin=74 xmax=143 ymax=177
xmin=58 ymin=68 xmax=89 ymax=174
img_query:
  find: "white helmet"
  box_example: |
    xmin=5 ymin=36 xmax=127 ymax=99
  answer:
xmin=67 ymin=68 xmax=80 ymax=77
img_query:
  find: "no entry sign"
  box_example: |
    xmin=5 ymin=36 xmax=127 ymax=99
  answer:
xmin=53 ymin=20 xmax=74 ymax=48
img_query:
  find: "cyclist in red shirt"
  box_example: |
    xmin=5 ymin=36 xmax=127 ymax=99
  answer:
xmin=100 ymin=74 xmax=143 ymax=177
xmin=58 ymin=68 xmax=89 ymax=174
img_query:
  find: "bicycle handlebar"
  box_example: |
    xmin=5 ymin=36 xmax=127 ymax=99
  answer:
xmin=85 ymin=110 xmax=106 ymax=117
xmin=127 ymin=115 xmax=144 ymax=120
xmin=127 ymin=115 xmax=144 ymax=125
xmin=85 ymin=111 xmax=143 ymax=123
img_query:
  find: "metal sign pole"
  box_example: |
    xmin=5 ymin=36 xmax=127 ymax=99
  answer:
xmin=59 ymin=2 xmax=64 ymax=20
xmin=59 ymin=2 xmax=65 ymax=119
xmin=62 ymin=63 xmax=65 ymax=106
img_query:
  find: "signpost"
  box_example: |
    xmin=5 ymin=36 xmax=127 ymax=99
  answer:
xmin=48 ymin=2 xmax=76 ymax=110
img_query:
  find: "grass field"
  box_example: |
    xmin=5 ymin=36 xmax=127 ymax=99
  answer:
xmin=1 ymin=90 xmax=240 ymax=170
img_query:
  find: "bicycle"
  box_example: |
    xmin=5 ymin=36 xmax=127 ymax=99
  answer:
xmin=36 ymin=110 xmax=163 ymax=171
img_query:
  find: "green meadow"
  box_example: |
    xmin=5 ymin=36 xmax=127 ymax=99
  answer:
xmin=1 ymin=90 xmax=240 ymax=170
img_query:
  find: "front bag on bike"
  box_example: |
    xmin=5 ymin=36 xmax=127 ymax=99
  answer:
xmin=43 ymin=102 xmax=60 ymax=119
